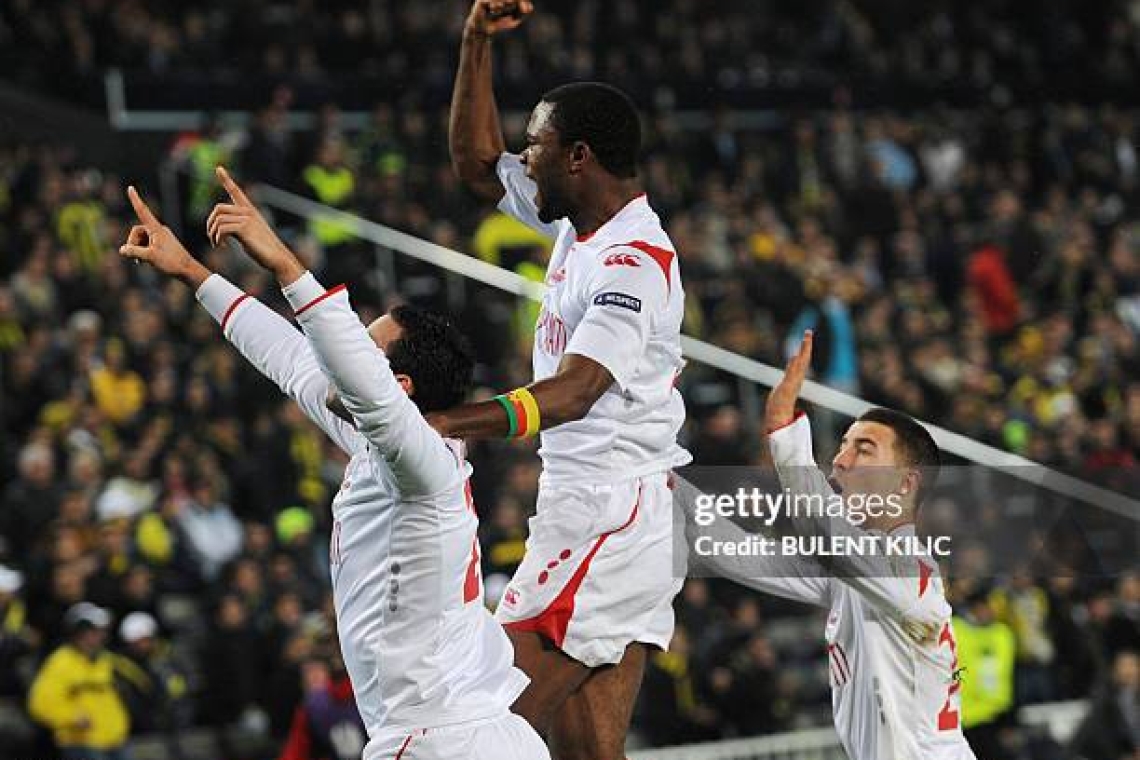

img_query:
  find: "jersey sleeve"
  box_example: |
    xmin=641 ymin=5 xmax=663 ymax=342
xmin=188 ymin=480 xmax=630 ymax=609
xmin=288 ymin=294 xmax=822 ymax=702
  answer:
xmin=196 ymin=274 xmax=362 ymax=456
xmin=768 ymin=414 xmax=950 ymax=631
xmin=283 ymin=273 xmax=463 ymax=498
xmin=674 ymin=475 xmax=830 ymax=605
xmin=494 ymin=152 xmax=561 ymax=238
xmin=563 ymin=245 xmax=670 ymax=392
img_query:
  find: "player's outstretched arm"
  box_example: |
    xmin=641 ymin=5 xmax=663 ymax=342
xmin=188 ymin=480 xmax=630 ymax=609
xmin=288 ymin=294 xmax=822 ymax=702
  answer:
xmin=289 ymin=277 xmax=462 ymax=496
xmin=449 ymin=0 xmax=533 ymax=202
xmin=428 ymin=353 xmax=612 ymax=441
xmin=121 ymin=181 xmax=360 ymax=454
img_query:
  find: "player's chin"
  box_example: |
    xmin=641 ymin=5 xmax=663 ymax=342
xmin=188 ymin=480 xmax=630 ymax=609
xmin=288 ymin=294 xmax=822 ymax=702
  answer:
xmin=828 ymin=477 xmax=844 ymax=495
xmin=536 ymin=198 xmax=558 ymax=224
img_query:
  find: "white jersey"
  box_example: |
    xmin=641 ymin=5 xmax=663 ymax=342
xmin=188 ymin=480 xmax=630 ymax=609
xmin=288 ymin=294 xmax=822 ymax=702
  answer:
xmin=197 ymin=274 xmax=529 ymax=756
xmin=694 ymin=415 xmax=976 ymax=760
xmin=496 ymin=153 xmax=691 ymax=485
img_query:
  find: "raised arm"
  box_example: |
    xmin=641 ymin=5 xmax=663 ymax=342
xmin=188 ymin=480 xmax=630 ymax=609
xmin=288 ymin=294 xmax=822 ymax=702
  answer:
xmin=285 ymin=276 xmax=462 ymax=496
xmin=449 ymin=0 xmax=533 ymax=202
xmin=207 ymin=168 xmax=461 ymax=497
xmin=118 ymin=185 xmax=360 ymax=454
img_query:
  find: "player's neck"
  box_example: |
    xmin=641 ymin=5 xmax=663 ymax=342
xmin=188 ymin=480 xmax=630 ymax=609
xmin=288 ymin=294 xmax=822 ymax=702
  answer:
xmin=570 ymin=180 xmax=643 ymax=239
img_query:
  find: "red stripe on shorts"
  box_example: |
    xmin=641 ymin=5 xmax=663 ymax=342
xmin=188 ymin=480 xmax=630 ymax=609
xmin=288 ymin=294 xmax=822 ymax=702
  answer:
xmin=505 ymin=483 xmax=643 ymax=648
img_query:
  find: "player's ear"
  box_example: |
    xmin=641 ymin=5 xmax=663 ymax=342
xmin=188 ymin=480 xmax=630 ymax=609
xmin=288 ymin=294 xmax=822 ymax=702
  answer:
xmin=395 ymin=373 xmax=414 ymax=398
xmin=569 ymin=141 xmax=589 ymax=173
xmin=900 ymin=468 xmax=921 ymax=499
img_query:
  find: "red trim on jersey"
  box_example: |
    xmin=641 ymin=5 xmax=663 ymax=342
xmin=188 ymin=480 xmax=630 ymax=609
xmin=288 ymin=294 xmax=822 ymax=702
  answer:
xmin=295 ymin=283 xmax=347 ymax=317
xmin=462 ymin=479 xmax=481 ymax=603
xmin=766 ymin=410 xmax=806 ymax=434
xmin=505 ymin=484 xmax=643 ymax=647
xmin=918 ymin=559 xmax=933 ymax=597
xmin=220 ymin=293 xmax=251 ymax=332
xmin=463 ymin=537 xmax=482 ymax=603
xmin=624 ymin=240 xmax=675 ymax=293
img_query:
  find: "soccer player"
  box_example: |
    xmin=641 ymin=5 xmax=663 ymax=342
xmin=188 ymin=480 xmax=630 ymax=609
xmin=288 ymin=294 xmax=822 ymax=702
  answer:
xmin=119 ymin=172 xmax=550 ymax=760
xmin=690 ymin=331 xmax=977 ymax=760
xmin=440 ymin=2 xmax=690 ymax=756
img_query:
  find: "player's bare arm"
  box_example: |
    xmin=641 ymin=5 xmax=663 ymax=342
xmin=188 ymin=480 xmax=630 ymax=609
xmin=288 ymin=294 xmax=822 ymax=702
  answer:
xmin=119 ymin=186 xmax=213 ymax=288
xmin=206 ymin=166 xmax=306 ymax=287
xmin=764 ymin=329 xmax=813 ymax=432
xmin=449 ymin=0 xmax=533 ymax=202
xmin=428 ymin=353 xmax=611 ymax=440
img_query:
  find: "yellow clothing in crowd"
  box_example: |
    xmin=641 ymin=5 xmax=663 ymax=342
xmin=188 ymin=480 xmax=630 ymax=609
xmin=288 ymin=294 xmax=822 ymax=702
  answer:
xmin=28 ymin=645 xmax=130 ymax=750
xmin=951 ymin=615 xmax=1016 ymax=729
xmin=89 ymin=367 xmax=146 ymax=426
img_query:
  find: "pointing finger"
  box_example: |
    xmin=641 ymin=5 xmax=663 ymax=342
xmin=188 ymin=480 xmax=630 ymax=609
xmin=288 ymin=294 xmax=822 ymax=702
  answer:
xmin=127 ymin=186 xmax=161 ymax=228
xmin=216 ymin=166 xmax=252 ymax=207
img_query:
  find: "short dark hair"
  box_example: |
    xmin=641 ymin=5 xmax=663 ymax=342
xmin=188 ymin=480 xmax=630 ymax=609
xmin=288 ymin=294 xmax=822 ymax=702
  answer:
xmin=858 ymin=407 xmax=941 ymax=505
xmin=387 ymin=305 xmax=474 ymax=413
xmin=541 ymin=82 xmax=641 ymax=179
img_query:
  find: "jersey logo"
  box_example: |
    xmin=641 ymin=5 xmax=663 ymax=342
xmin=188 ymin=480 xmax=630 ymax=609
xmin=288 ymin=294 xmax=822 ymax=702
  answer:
xmin=503 ymin=587 xmax=521 ymax=607
xmin=603 ymin=252 xmax=641 ymax=268
xmin=548 ymin=267 xmax=566 ymax=284
xmin=593 ymin=292 xmax=642 ymax=312
xmin=536 ymin=306 xmax=568 ymax=356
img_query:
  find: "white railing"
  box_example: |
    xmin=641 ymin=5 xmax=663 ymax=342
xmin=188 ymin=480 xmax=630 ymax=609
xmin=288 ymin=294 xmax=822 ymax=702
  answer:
xmin=627 ymin=699 xmax=1089 ymax=760
xmin=241 ymin=182 xmax=1137 ymax=519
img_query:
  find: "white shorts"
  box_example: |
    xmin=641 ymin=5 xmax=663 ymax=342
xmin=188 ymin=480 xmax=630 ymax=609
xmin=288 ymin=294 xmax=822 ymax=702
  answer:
xmin=496 ymin=471 xmax=683 ymax=667
xmin=381 ymin=713 xmax=550 ymax=760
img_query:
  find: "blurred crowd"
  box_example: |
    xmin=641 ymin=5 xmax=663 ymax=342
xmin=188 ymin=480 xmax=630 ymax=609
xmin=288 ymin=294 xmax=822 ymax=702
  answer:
xmin=2 ymin=1 xmax=1140 ymax=759
xmin=3 ymin=0 xmax=1140 ymax=109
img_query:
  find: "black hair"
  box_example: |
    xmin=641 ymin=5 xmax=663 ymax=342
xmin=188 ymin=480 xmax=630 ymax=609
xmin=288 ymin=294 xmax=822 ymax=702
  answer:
xmin=387 ymin=305 xmax=474 ymax=414
xmin=858 ymin=407 xmax=941 ymax=506
xmin=541 ymin=82 xmax=641 ymax=179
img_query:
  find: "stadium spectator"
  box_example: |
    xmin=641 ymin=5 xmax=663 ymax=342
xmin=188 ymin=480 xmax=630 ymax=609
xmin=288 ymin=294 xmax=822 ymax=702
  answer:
xmin=277 ymin=652 xmax=366 ymax=760
xmin=955 ymin=590 xmax=1018 ymax=760
xmin=27 ymin=602 xmax=131 ymax=760
xmin=1069 ymin=650 xmax=1140 ymax=760
xmin=113 ymin=612 xmax=193 ymax=743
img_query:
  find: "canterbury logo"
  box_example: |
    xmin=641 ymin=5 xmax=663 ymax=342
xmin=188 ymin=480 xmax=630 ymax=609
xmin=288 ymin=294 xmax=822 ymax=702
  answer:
xmin=603 ymin=253 xmax=641 ymax=267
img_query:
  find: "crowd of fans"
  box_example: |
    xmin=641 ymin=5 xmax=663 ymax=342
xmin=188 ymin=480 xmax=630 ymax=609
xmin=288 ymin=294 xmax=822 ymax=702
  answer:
xmin=3 ymin=0 xmax=1140 ymax=109
xmin=1 ymin=2 xmax=1139 ymax=759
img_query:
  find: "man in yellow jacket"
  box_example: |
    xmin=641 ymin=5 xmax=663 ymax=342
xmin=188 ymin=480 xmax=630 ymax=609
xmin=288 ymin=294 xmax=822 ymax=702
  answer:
xmin=28 ymin=602 xmax=131 ymax=760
